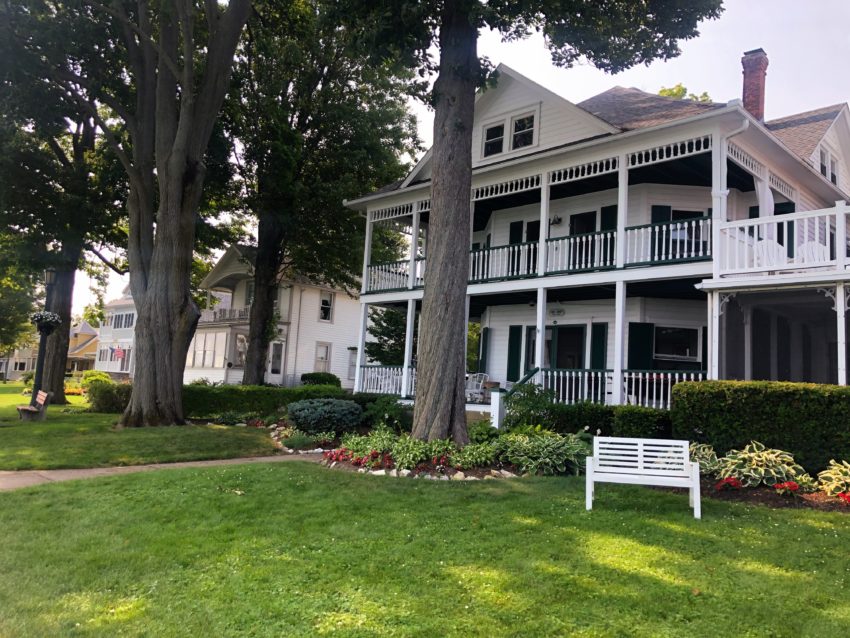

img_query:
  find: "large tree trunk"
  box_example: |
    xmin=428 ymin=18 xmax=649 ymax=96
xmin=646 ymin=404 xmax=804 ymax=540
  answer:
xmin=243 ymin=211 xmax=285 ymax=385
xmin=42 ymin=245 xmax=82 ymax=405
xmin=411 ymin=2 xmax=477 ymax=444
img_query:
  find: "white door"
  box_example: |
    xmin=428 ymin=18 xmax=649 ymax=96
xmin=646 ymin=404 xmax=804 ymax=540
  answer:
xmin=266 ymin=341 xmax=285 ymax=385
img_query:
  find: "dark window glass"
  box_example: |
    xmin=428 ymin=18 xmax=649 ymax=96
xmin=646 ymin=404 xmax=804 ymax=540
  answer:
xmin=654 ymin=327 xmax=699 ymax=360
xmin=512 ymin=115 xmax=534 ymax=149
xmin=483 ymin=124 xmax=504 ymax=157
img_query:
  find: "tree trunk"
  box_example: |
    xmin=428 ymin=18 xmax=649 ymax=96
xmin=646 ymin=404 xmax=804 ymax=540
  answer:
xmin=411 ymin=2 xmax=477 ymax=445
xmin=42 ymin=248 xmax=81 ymax=405
xmin=243 ymin=211 xmax=286 ymax=385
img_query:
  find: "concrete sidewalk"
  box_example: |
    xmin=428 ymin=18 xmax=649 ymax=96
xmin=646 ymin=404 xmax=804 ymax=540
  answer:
xmin=0 ymin=453 xmax=322 ymax=492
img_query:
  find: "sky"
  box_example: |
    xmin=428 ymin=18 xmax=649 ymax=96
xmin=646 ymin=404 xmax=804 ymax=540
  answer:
xmin=72 ymin=0 xmax=850 ymax=315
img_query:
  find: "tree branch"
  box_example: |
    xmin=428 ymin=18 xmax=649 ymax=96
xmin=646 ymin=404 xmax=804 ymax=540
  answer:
xmin=44 ymin=135 xmax=72 ymax=169
xmin=87 ymin=246 xmax=128 ymax=275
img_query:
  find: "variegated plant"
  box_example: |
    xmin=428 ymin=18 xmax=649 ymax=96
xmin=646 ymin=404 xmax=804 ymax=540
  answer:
xmin=689 ymin=443 xmax=720 ymax=476
xmin=716 ymin=441 xmax=815 ymax=490
xmin=817 ymin=459 xmax=850 ymax=496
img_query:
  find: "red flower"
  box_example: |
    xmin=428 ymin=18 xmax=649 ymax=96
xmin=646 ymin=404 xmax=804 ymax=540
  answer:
xmin=838 ymin=493 xmax=850 ymax=505
xmin=714 ymin=477 xmax=743 ymax=491
xmin=774 ymin=481 xmax=800 ymax=492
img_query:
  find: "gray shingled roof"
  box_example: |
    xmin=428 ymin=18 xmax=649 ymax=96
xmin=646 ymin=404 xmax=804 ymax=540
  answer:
xmin=766 ymin=104 xmax=844 ymax=162
xmin=577 ymin=86 xmax=725 ymax=130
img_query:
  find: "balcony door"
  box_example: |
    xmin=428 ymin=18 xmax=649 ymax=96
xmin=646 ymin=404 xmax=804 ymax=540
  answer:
xmin=550 ymin=325 xmax=585 ymax=369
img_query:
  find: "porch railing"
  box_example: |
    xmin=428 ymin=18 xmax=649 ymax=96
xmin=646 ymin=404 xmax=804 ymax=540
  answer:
xmin=717 ymin=206 xmax=847 ymax=275
xmin=360 ymin=365 xmax=404 ymax=394
xmin=540 ymin=368 xmax=613 ymax=404
xmin=622 ymin=369 xmax=705 ymax=410
xmin=545 ymin=231 xmax=616 ymax=273
xmin=366 ymin=260 xmax=409 ymax=292
xmin=469 ymin=241 xmax=538 ymax=282
xmin=199 ymin=307 xmax=251 ymax=322
xmin=625 ymin=217 xmax=712 ymax=265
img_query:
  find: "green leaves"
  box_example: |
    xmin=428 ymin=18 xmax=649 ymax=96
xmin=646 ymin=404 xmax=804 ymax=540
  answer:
xmin=715 ymin=441 xmax=815 ymax=489
xmin=817 ymin=459 xmax=850 ymax=496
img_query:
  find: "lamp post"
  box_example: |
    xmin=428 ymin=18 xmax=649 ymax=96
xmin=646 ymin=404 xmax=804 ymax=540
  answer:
xmin=30 ymin=268 xmax=58 ymax=406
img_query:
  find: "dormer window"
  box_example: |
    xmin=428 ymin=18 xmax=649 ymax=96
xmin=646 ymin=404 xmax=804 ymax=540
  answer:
xmin=483 ymin=124 xmax=504 ymax=157
xmin=512 ymin=114 xmax=535 ymax=150
xmin=819 ymin=147 xmax=839 ymax=186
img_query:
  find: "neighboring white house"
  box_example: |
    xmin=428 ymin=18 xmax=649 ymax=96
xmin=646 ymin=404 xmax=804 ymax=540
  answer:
xmin=0 ymin=344 xmax=37 ymax=382
xmin=186 ymin=244 xmax=362 ymax=389
xmin=346 ymin=49 xmax=850 ymax=410
xmin=95 ymin=286 xmax=137 ymax=379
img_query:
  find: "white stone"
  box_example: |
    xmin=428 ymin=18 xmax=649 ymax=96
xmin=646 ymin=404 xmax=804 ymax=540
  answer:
xmin=330 ymin=462 xmax=337 ymax=469
xmin=489 ymin=469 xmax=501 ymax=477
xmin=484 ymin=475 xmax=496 ymax=480
xmin=388 ymin=469 xmax=398 ymax=477
xmin=465 ymin=476 xmax=480 ymax=481
xmin=440 ymin=475 xmax=449 ymax=481
xmin=451 ymin=472 xmax=466 ymax=481
xmin=500 ymin=469 xmax=516 ymax=478
xmin=357 ymin=468 xmax=367 ymax=473
xmin=371 ymin=469 xmax=386 ymax=476
xmin=399 ymin=469 xmax=411 ymax=477
xmin=235 ymin=423 xmax=247 ymax=427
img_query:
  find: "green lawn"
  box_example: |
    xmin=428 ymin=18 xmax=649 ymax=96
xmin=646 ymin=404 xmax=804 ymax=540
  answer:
xmin=1 ymin=462 xmax=847 ymax=637
xmin=0 ymin=383 xmax=278 ymax=470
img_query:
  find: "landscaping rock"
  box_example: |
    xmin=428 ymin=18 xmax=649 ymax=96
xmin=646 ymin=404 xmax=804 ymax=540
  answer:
xmin=235 ymin=423 xmax=247 ymax=427
xmin=399 ymin=469 xmax=411 ymax=477
xmin=388 ymin=469 xmax=398 ymax=477
xmin=465 ymin=476 xmax=480 ymax=481
xmin=500 ymin=470 xmax=516 ymax=478
xmin=357 ymin=468 xmax=367 ymax=473
xmin=451 ymin=472 xmax=466 ymax=481
xmin=489 ymin=469 xmax=501 ymax=477
xmin=484 ymin=475 xmax=496 ymax=480
xmin=371 ymin=469 xmax=386 ymax=476
xmin=330 ymin=462 xmax=337 ymax=469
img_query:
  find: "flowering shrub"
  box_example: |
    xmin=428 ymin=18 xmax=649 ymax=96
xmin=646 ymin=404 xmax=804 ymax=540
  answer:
xmin=817 ymin=459 xmax=850 ymax=496
xmin=716 ymin=441 xmax=814 ymax=489
xmin=714 ymin=477 xmax=743 ymax=491
xmin=773 ymin=481 xmax=800 ymax=496
xmin=30 ymin=311 xmax=61 ymax=327
xmin=323 ymin=448 xmax=352 ymax=464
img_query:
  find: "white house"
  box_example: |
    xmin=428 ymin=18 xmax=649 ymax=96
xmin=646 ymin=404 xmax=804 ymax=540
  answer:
xmin=95 ymin=286 xmax=137 ymax=379
xmin=186 ymin=244 xmax=363 ymax=388
xmin=0 ymin=345 xmax=36 ymax=382
xmin=346 ymin=49 xmax=850 ymax=411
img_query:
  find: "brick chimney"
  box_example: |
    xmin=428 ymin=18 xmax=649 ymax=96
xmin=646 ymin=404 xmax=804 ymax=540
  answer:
xmin=741 ymin=48 xmax=769 ymax=120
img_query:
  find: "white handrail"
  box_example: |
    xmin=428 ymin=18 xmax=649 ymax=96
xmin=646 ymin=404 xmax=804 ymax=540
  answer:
xmin=469 ymin=242 xmax=537 ymax=281
xmin=546 ymin=232 xmax=616 ymax=273
xmin=540 ymin=368 xmax=612 ymax=404
xmin=360 ymin=366 xmax=404 ymax=394
xmin=622 ymin=370 xmax=705 ymax=410
xmin=625 ymin=218 xmax=711 ymax=264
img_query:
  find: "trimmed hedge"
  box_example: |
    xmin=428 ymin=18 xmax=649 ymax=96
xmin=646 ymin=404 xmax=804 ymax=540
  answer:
xmin=287 ymin=399 xmax=362 ymax=435
xmin=671 ymin=381 xmax=850 ymax=472
xmin=301 ymin=372 xmax=341 ymax=387
xmin=87 ymin=381 xmax=133 ymax=413
xmin=546 ymin=402 xmax=615 ymax=435
xmin=613 ymin=405 xmax=672 ymax=438
xmin=183 ymin=384 xmax=346 ymax=418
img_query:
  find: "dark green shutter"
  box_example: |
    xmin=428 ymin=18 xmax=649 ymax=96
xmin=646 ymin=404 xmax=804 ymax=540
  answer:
xmin=628 ymin=322 xmax=654 ymax=370
xmin=701 ymin=326 xmax=708 ymax=371
xmin=478 ymin=327 xmax=489 ymax=373
xmin=651 ymin=205 xmax=671 ymax=224
xmin=524 ymin=326 xmax=536 ymax=372
xmin=775 ymin=202 xmax=796 ymax=259
xmin=748 ymin=205 xmax=760 ymax=219
xmin=507 ymin=325 xmax=522 ymax=382
xmin=590 ymin=323 xmax=607 ymax=369
xmin=600 ymin=206 xmax=618 ymax=231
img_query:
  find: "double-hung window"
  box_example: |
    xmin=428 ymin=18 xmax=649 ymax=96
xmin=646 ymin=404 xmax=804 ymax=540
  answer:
xmin=483 ymin=124 xmax=504 ymax=157
xmin=511 ymin=114 xmax=535 ymax=150
xmin=319 ymin=291 xmax=334 ymax=322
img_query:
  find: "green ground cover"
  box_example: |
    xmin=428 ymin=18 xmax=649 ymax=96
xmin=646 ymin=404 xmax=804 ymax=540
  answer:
xmin=1 ymin=461 xmax=847 ymax=637
xmin=0 ymin=384 xmax=278 ymax=470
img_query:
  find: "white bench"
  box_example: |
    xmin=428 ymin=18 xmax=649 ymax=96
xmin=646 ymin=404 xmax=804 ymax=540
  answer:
xmin=586 ymin=436 xmax=701 ymax=519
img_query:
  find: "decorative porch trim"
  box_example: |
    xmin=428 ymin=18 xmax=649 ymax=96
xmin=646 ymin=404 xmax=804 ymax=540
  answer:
xmin=627 ymin=135 xmax=712 ymax=169
xmin=768 ymin=171 xmax=797 ymax=202
xmin=718 ymin=292 xmax=736 ymax=315
xmin=472 ymin=174 xmax=541 ymax=201
xmin=817 ymin=286 xmax=850 ymax=312
xmin=549 ymin=157 xmax=619 ymax=185
xmin=370 ymin=198 xmax=431 ymax=222
xmin=727 ymin=141 xmax=765 ymax=178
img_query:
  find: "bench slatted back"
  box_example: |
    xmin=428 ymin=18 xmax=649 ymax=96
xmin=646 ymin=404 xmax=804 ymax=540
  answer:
xmin=594 ymin=436 xmax=690 ymax=478
xmin=35 ymin=391 xmax=48 ymax=407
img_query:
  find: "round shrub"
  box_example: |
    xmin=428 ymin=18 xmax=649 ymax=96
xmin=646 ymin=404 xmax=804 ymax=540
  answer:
xmin=87 ymin=380 xmax=132 ymax=413
xmin=287 ymin=398 xmax=362 ymax=435
xmin=497 ymin=432 xmax=589 ymax=476
xmin=80 ymin=370 xmax=113 ymax=389
xmin=301 ymin=372 xmax=341 ymax=387
xmin=716 ymin=441 xmax=815 ymax=489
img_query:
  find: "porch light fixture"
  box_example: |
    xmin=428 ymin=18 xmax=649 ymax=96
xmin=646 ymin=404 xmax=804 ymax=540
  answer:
xmin=549 ymin=216 xmax=563 ymax=226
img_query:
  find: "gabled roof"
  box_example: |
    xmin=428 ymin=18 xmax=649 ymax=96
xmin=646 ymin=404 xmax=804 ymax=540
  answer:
xmin=766 ymin=104 xmax=846 ymax=161
xmin=577 ymin=87 xmax=726 ymax=131
xmin=71 ymin=321 xmax=97 ymax=337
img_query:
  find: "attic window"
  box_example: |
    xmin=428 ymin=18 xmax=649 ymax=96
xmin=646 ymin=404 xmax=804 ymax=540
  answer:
xmin=820 ymin=147 xmax=839 ymax=186
xmin=483 ymin=124 xmax=504 ymax=157
xmin=511 ymin=114 xmax=535 ymax=150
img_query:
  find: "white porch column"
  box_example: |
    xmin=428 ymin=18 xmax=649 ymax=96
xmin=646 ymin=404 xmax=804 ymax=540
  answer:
xmin=743 ymin=306 xmax=753 ymax=381
xmin=612 ymin=280 xmax=626 ymax=404
xmin=408 ymin=206 xmax=421 ymax=289
xmin=534 ymin=288 xmax=546 ymax=377
xmin=353 ymin=301 xmax=369 ymax=392
xmin=711 ymin=292 xmax=721 ymax=380
xmin=836 ymin=200 xmax=847 ymax=271
xmin=361 ymin=211 xmax=374 ymax=294
xmin=710 ymin=133 xmax=728 ymax=278
xmin=538 ymin=173 xmax=550 ymax=275
xmin=837 ymin=282 xmax=847 ymax=385
xmin=401 ymin=299 xmax=416 ymax=397
xmin=615 ymin=154 xmax=628 ymax=268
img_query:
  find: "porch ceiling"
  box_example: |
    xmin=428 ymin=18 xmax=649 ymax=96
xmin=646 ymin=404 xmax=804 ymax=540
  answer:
xmin=628 ymin=154 xmax=755 ymax=192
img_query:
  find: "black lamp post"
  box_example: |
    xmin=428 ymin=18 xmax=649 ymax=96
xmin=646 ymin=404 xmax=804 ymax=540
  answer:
xmin=30 ymin=268 xmax=58 ymax=406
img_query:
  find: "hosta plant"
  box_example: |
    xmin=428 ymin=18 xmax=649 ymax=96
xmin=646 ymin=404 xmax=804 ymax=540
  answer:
xmin=497 ymin=432 xmax=589 ymax=476
xmin=690 ymin=443 xmax=720 ymax=476
xmin=817 ymin=459 xmax=850 ymax=496
xmin=716 ymin=441 xmax=815 ymax=489
xmin=451 ymin=442 xmax=498 ymax=470
xmin=390 ymin=436 xmax=431 ymax=470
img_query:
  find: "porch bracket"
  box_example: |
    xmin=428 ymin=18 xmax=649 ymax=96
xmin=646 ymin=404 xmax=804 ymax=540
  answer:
xmin=816 ymin=286 xmax=849 ymax=312
xmin=718 ymin=292 xmax=736 ymax=316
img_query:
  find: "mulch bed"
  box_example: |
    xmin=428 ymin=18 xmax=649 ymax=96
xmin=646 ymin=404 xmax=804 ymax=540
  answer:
xmin=657 ymin=479 xmax=850 ymax=513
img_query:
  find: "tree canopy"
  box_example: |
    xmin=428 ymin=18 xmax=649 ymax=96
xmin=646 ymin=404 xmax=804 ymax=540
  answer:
xmin=659 ymin=83 xmax=712 ymax=102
